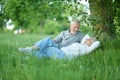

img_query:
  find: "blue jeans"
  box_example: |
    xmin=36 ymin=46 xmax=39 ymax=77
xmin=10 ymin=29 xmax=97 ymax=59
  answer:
xmin=33 ymin=37 xmax=65 ymax=59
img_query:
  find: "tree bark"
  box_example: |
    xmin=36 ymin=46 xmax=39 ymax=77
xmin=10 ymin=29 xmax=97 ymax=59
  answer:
xmin=89 ymin=0 xmax=114 ymax=39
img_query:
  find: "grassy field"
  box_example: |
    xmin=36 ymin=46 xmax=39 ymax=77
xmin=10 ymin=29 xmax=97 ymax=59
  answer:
xmin=0 ymin=33 xmax=120 ymax=80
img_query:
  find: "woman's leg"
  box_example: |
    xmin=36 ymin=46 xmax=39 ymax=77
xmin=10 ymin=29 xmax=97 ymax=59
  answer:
xmin=45 ymin=47 xmax=65 ymax=59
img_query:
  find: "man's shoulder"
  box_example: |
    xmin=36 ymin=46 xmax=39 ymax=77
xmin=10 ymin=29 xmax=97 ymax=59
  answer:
xmin=55 ymin=30 xmax=68 ymax=37
xmin=60 ymin=30 xmax=69 ymax=34
xmin=77 ymin=30 xmax=82 ymax=33
xmin=77 ymin=31 xmax=84 ymax=35
xmin=76 ymin=31 xmax=85 ymax=40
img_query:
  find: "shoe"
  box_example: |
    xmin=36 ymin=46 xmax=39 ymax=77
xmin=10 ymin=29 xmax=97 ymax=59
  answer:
xmin=18 ymin=47 xmax=32 ymax=53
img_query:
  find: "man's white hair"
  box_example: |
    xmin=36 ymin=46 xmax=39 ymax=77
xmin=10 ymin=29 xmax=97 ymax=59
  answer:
xmin=70 ymin=20 xmax=80 ymax=25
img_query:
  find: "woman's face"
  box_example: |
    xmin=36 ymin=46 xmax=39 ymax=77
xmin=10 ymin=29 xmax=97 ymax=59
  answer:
xmin=84 ymin=39 xmax=93 ymax=46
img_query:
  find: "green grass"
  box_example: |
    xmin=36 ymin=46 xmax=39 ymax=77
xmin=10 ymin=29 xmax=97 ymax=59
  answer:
xmin=0 ymin=34 xmax=120 ymax=80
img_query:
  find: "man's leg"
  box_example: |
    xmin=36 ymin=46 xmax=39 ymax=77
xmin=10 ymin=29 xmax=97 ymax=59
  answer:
xmin=18 ymin=37 xmax=58 ymax=54
xmin=34 ymin=37 xmax=58 ymax=53
xmin=18 ymin=47 xmax=33 ymax=54
xmin=32 ymin=45 xmax=39 ymax=50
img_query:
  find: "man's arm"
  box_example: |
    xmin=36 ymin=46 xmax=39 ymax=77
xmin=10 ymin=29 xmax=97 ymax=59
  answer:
xmin=53 ymin=32 xmax=63 ymax=44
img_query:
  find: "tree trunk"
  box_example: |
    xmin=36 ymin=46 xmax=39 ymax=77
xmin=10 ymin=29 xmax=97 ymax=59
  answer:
xmin=89 ymin=0 xmax=114 ymax=39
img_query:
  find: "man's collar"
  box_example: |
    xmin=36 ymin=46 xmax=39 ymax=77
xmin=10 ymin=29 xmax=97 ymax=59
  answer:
xmin=68 ymin=29 xmax=79 ymax=35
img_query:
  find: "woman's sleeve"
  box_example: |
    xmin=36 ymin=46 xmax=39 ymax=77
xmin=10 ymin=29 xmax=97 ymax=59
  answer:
xmin=87 ymin=41 xmax=100 ymax=53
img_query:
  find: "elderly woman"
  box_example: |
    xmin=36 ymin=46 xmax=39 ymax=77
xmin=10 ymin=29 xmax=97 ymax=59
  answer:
xmin=45 ymin=37 xmax=99 ymax=59
xmin=18 ymin=34 xmax=100 ymax=59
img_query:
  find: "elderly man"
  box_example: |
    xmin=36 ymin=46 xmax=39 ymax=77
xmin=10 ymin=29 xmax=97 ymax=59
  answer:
xmin=18 ymin=20 xmax=84 ymax=56
xmin=53 ymin=19 xmax=84 ymax=48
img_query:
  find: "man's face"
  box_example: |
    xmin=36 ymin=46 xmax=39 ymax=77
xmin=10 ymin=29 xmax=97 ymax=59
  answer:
xmin=70 ymin=23 xmax=80 ymax=34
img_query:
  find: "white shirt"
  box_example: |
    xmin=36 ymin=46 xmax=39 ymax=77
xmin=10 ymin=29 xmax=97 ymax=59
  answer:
xmin=60 ymin=43 xmax=89 ymax=57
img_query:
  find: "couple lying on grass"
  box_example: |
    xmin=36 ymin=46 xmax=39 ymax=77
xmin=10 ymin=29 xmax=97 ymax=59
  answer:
xmin=18 ymin=20 xmax=100 ymax=59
